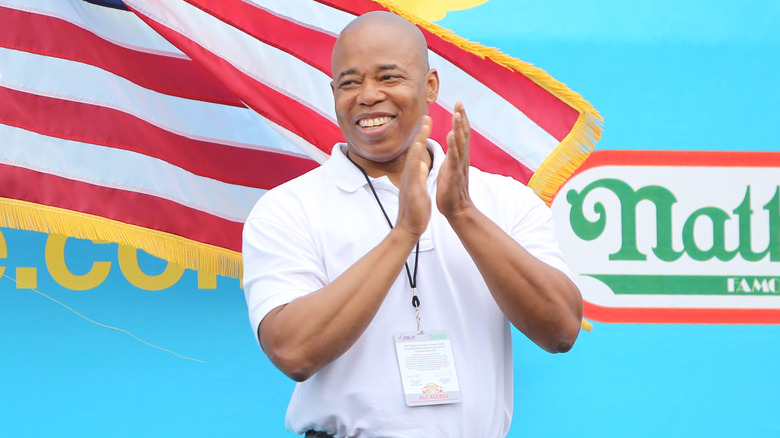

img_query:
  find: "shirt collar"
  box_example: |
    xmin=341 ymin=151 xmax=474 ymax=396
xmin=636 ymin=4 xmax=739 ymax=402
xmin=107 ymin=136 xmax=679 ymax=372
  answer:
xmin=324 ymin=140 xmax=445 ymax=193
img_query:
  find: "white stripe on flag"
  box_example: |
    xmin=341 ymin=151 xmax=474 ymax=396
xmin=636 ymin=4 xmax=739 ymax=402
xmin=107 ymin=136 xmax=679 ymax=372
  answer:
xmin=0 ymin=47 xmax=306 ymax=156
xmin=245 ymin=0 xmax=353 ymax=36
xmin=0 ymin=0 xmax=184 ymax=56
xmin=0 ymin=124 xmax=265 ymax=222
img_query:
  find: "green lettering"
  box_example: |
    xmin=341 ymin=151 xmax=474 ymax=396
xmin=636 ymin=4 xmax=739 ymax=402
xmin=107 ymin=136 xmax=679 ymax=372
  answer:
xmin=734 ymin=187 xmax=770 ymax=261
xmin=567 ymin=179 xmax=682 ymax=261
xmin=682 ymin=207 xmax=738 ymax=261
xmin=765 ymin=187 xmax=780 ymax=261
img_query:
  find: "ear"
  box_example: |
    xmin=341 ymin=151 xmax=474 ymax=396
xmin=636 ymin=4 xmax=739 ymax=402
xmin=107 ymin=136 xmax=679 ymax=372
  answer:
xmin=425 ymin=69 xmax=439 ymax=104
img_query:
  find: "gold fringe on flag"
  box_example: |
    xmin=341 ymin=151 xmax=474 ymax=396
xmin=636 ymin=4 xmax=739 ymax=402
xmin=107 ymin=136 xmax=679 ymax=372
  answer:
xmin=0 ymin=197 xmax=242 ymax=278
xmin=373 ymin=0 xmax=603 ymax=205
xmin=581 ymin=318 xmax=593 ymax=332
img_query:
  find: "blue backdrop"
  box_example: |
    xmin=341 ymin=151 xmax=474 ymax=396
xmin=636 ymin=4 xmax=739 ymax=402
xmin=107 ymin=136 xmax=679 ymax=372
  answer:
xmin=2 ymin=1 xmax=779 ymax=436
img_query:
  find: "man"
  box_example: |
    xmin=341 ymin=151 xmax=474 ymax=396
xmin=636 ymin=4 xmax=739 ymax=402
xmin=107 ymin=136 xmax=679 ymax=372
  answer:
xmin=243 ymin=11 xmax=582 ymax=438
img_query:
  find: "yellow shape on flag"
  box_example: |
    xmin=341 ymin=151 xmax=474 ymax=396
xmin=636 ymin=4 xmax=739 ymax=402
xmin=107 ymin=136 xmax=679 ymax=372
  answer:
xmin=386 ymin=0 xmax=489 ymax=21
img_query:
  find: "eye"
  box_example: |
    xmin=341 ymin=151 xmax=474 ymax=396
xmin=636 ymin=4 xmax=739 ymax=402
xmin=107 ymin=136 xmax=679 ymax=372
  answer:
xmin=338 ymin=79 xmax=358 ymax=89
xmin=380 ymin=74 xmax=403 ymax=85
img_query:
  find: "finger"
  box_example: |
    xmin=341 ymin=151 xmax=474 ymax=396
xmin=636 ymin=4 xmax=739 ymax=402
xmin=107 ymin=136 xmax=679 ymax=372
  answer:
xmin=455 ymin=101 xmax=469 ymax=130
xmin=447 ymin=103 xmax=468 ymax=161
xmin=408 ymin=137 xmax=429 ymax=176
xmin=404 ymin=116 xmax=433 ymax=179
xmin=445 ymin=129 xmax=458 ymax=162
xmin=446 ymin=113 xmax=458 ymax=159
xmin=413 ymin=115 xmax=433 ymax=149
xmin=458 ymin=103 xmax=470 ymax=147
xmin=398 ymin=118 xmax=433 ymax=236
xmin=412 ymin=116 xmax=432 ymax=173
xmin=452 ymin=102 xmax=470 ymax=164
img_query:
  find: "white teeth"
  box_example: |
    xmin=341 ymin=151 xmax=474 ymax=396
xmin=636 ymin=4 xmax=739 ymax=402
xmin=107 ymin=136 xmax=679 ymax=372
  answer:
xmin=359 ymin=116 xmax=392 ymax=128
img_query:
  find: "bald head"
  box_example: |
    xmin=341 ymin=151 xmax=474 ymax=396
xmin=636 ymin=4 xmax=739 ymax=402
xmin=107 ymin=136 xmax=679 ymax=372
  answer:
xmin=331 ymin=11 xmax=429 ymax=76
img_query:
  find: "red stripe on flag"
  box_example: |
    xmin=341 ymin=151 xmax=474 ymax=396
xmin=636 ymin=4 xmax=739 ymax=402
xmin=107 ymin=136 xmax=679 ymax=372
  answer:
xmin=315 ymin=0 xmax=384 ymax=15
xmin=129 ymin=7 xmax=346 ymax=156
xmin=0 ymin=87 xmax=318 ymax=189
xmin=421 ymin=34 xmax=578 ymax=142
xmin=0 ymin=165 xmax=243 ymax=251
xmin=0 ymin=6 xmax=244 ymax=108
xmin=428 ymin=105 xmax=533 ymax=183
xmin=182 ymin=0 xmax=336 ymax=74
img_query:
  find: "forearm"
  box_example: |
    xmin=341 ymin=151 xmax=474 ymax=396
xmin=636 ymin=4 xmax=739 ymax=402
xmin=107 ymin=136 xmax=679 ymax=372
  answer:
xmin=447 ymin=206 xmax=583 ymax=353
xmin=259 ymin=227 xmax=419 ymax=381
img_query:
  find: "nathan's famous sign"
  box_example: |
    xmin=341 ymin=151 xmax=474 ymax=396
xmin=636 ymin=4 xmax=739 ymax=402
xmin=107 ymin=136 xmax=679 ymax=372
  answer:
xmin=551 ymin=150 xmax=780 ymax=324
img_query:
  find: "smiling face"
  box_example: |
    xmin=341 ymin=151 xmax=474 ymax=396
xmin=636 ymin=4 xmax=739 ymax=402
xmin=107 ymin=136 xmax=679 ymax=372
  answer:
xmin=330 ymin=12 xmax=439 ymax=173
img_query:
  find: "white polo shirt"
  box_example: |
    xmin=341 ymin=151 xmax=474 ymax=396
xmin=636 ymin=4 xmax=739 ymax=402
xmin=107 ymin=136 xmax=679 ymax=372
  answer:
xmin=243 ymin=140 xmax=574 ymax=438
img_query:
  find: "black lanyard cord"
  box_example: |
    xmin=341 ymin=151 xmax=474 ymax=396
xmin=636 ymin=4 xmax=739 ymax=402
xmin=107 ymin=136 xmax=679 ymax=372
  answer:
xmin=347 ymin=152 xmax=421 ymax=308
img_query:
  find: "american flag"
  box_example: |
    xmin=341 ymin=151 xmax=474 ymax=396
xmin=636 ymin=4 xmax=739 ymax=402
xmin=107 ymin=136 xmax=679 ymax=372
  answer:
xmin=0 ymin=0 xmax=601 ymax=278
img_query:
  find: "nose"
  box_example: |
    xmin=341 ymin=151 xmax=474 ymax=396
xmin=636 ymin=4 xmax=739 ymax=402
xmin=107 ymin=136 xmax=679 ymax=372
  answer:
xmin=358 ymin=80 xmax=384 ymax=106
